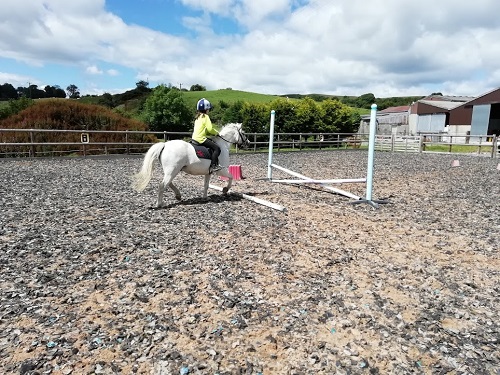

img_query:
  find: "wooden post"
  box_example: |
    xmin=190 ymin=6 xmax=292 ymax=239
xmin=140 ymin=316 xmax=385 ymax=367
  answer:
xmin=29 ymin=131 xmax=35 ymax=158
xmin=126 ymin=130 xmax=130 ymax=155
xmin=491 ymin=134 xmax=497 ymax=158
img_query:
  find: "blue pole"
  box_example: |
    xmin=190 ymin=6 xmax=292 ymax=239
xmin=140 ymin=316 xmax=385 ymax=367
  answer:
xmin=365 ymin=103 xmax=377 ymax=201
xmin=267 ymin=110 xmax=276 ymax=180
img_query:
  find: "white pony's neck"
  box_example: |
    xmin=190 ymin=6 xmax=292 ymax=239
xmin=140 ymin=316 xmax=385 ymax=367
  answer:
xmin=214 ymin=124 xmax=239 ymax=150
xmin=214 ymin=136 xmax=231 ymax=151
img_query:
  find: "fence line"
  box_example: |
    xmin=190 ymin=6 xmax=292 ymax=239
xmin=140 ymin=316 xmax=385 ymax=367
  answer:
xmin=0 ymin=129 xmax=498 ymax=158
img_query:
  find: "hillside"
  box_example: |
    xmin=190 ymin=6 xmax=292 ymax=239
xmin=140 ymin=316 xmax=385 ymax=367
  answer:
xmin=78 ymin=88 xmax=420 ymax=116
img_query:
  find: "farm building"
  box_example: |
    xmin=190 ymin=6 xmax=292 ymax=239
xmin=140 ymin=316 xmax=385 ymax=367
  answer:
xmin=358 ymin=105 xmax=410 ymax=135
xmin=360 ymin=87 xmax=500 ymax=141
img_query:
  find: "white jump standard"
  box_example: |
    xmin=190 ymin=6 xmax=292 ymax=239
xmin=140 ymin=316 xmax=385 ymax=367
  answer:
xmin=267 ymin=110 xmax=366 ymax=202
xmin=266 ymin=107 xmax=389 ymax=208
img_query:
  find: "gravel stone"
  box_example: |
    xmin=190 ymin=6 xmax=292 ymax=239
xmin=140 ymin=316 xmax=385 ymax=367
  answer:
xmin=0 ymin=150 xmax=499 ymax=374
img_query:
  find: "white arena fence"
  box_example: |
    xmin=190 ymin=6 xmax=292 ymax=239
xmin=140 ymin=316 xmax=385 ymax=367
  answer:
xmin=0 ymin=128 xmax=498 ymax=158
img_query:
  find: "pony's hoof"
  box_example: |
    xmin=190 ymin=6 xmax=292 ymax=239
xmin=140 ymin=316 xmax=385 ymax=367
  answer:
xmin=175 ymin=195 xmax=181 ymax=201
xmin=222 ymin=187 xmax=229 ymax=194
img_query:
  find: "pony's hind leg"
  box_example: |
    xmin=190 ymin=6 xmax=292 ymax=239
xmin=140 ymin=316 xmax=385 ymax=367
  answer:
xmin=156 ymin=168 xmax=181 ymax=207
xmin=168 ymin=182 xmax=181 ymax=201
xmin=156 ymin=182 xmax=166 ymax=208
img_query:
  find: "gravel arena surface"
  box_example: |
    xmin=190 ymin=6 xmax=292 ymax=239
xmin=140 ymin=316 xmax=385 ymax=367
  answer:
xmin=0 ymin=150 xmax=499 ymax=375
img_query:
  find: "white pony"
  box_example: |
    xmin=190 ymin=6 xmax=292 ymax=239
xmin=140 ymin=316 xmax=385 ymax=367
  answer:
xmin=131 ymin=123 xmax=248 ymax=207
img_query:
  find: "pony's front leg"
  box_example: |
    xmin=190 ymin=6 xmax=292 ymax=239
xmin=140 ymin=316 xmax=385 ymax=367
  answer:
xmin=202 ymin=174 xmax=210 ymax=200
xmin=218 ymin=169 xmax=233 ymax=194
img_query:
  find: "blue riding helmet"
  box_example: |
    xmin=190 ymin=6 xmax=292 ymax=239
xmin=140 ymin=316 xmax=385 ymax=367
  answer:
xmin=197 ymin=98 xmax=212 ymax=112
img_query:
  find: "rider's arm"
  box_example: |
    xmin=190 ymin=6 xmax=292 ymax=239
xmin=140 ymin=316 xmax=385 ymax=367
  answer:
xmin=204 ymin=116 xmax=219 ymax=136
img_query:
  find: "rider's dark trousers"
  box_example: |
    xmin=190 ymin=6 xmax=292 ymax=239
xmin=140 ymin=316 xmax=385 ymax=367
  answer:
xmin=201 ymin=138 xmax=221 ymax=166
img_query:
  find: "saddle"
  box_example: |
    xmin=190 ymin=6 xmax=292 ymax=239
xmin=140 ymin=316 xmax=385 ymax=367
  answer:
xmin=189 ymin=140 xmax=212 ymax=160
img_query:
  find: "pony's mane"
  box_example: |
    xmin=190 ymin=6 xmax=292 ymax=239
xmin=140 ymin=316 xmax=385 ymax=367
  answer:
xmin=219 ymin=123 xmax=242 ymax=136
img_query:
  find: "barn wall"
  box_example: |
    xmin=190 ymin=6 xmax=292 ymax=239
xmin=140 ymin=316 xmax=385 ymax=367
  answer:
xmin=449 ymin=105 xmax=473 ymax=125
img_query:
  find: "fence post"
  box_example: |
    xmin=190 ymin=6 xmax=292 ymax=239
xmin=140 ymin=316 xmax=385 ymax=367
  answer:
xmin=419 ymin=135 xmax=424 ymax=153
xmin=477 ymin=136 xmax=482 ymax=154
xmin=492 ymin=134 xmax=497 ymax=159
xmin=29 ymin=131 xmax=35 ymax=158
xmin=126 ymin=130 xmax=130 ymax=155
xmin=253 ymin=133 xmax=257 ymax=152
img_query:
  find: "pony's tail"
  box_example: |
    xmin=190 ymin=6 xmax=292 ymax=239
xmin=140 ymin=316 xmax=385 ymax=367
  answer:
xmin=131 ymin=142 xmax=165 ymax=192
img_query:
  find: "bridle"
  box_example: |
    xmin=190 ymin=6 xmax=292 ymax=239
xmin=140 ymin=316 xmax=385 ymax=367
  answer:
xmin=218 ymin=126 xmax=248 ymax=147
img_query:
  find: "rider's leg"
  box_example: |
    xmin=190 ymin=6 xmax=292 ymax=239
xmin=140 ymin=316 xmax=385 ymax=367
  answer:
xmin=202 ymin=138 xmax=222 ymax=171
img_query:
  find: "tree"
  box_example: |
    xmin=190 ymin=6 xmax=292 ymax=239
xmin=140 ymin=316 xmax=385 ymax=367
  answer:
xmin=66 ymin=84 xmax=80 ymax=99
xmin=136 ymin=80 xmax=149 ymax=89
xmin=240 ymin=102 xmax=269 ymax=136
xmin=320 ymin=99 xmax=357 ymax=133
xmin=294 ymin=97 xmax=322 ymax=133
xmin=268 ymin=98 xmax=297 ymax=135
xmin=141 ymin=85 xmax=192 ymax=132
xmin=44 ymin=85 xmax=66 ymax=98
xmin=0 ymin=83 xmax=18 ymax=100
xmin=190 ymin=84 xmax=206 ymax=92
xmin=356 ymin=93 xmax=376 ymax=109
xmin=98 ymin=92 xmax=115 ymax=108
xmin=221 ymin=100 xmax=245 ymax=124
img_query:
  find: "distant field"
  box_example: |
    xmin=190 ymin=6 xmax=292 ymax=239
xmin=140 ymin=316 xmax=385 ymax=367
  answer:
xmin=182 ymin=89 xmax=284 ymax=107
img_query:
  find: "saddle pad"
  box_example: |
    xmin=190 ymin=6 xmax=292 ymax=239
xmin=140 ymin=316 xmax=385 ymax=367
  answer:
xmin=191 ymin=144 xmax=211 ymax=160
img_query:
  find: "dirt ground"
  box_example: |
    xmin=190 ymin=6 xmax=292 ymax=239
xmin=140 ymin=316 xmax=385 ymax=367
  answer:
xmin=0 ymin=150 xmax=499 ymax=374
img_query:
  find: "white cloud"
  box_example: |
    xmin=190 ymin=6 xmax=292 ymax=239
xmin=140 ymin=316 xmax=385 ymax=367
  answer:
xmin=107 ymin=69 xmax=119 ymax=76
xmin=0 ymin=0 xmax=499 ymax=96
xmin=86 ymin=65 xmax=103 ymax=75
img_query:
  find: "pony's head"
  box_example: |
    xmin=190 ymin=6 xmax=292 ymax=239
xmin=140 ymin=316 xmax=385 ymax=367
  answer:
xmin=219 ymin=123 xmax=249 ymax=147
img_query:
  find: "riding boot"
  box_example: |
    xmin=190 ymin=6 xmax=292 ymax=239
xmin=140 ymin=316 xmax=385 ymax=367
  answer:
xmin=210 ymin=164 xmax=222 ymax=173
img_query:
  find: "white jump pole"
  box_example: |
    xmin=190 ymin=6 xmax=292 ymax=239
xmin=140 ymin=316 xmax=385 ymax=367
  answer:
xmin=351 ymin=103 xmax=389 ymax=208
xmin=270 ymin=163 xmax=362 ymax=200
xmin=266 ymin=109 xmax=364 ymax=201
xmin=270 ymin=178 xmax=366 ymax=184
xmin=267 ymin=110 xmax=276 ymax=180
xmin=209 ymin=184 xmax=286 ymax=212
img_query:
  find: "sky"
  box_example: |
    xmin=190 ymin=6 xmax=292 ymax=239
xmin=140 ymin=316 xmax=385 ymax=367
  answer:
xmin=0 ymin=0 xmax=499 ymax=98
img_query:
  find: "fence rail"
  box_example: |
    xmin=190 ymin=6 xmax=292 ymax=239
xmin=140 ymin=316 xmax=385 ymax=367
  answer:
xmin=0 ymin=129 xmax=498 ymax=158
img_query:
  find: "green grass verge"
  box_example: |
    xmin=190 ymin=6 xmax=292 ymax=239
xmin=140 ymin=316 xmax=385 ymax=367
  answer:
xmin=425 ymin=144 xmax=492 ymax=153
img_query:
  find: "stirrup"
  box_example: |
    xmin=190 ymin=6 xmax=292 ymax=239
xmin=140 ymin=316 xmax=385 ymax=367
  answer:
xmin=210 ymin=164 xmax=223 ymax=173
